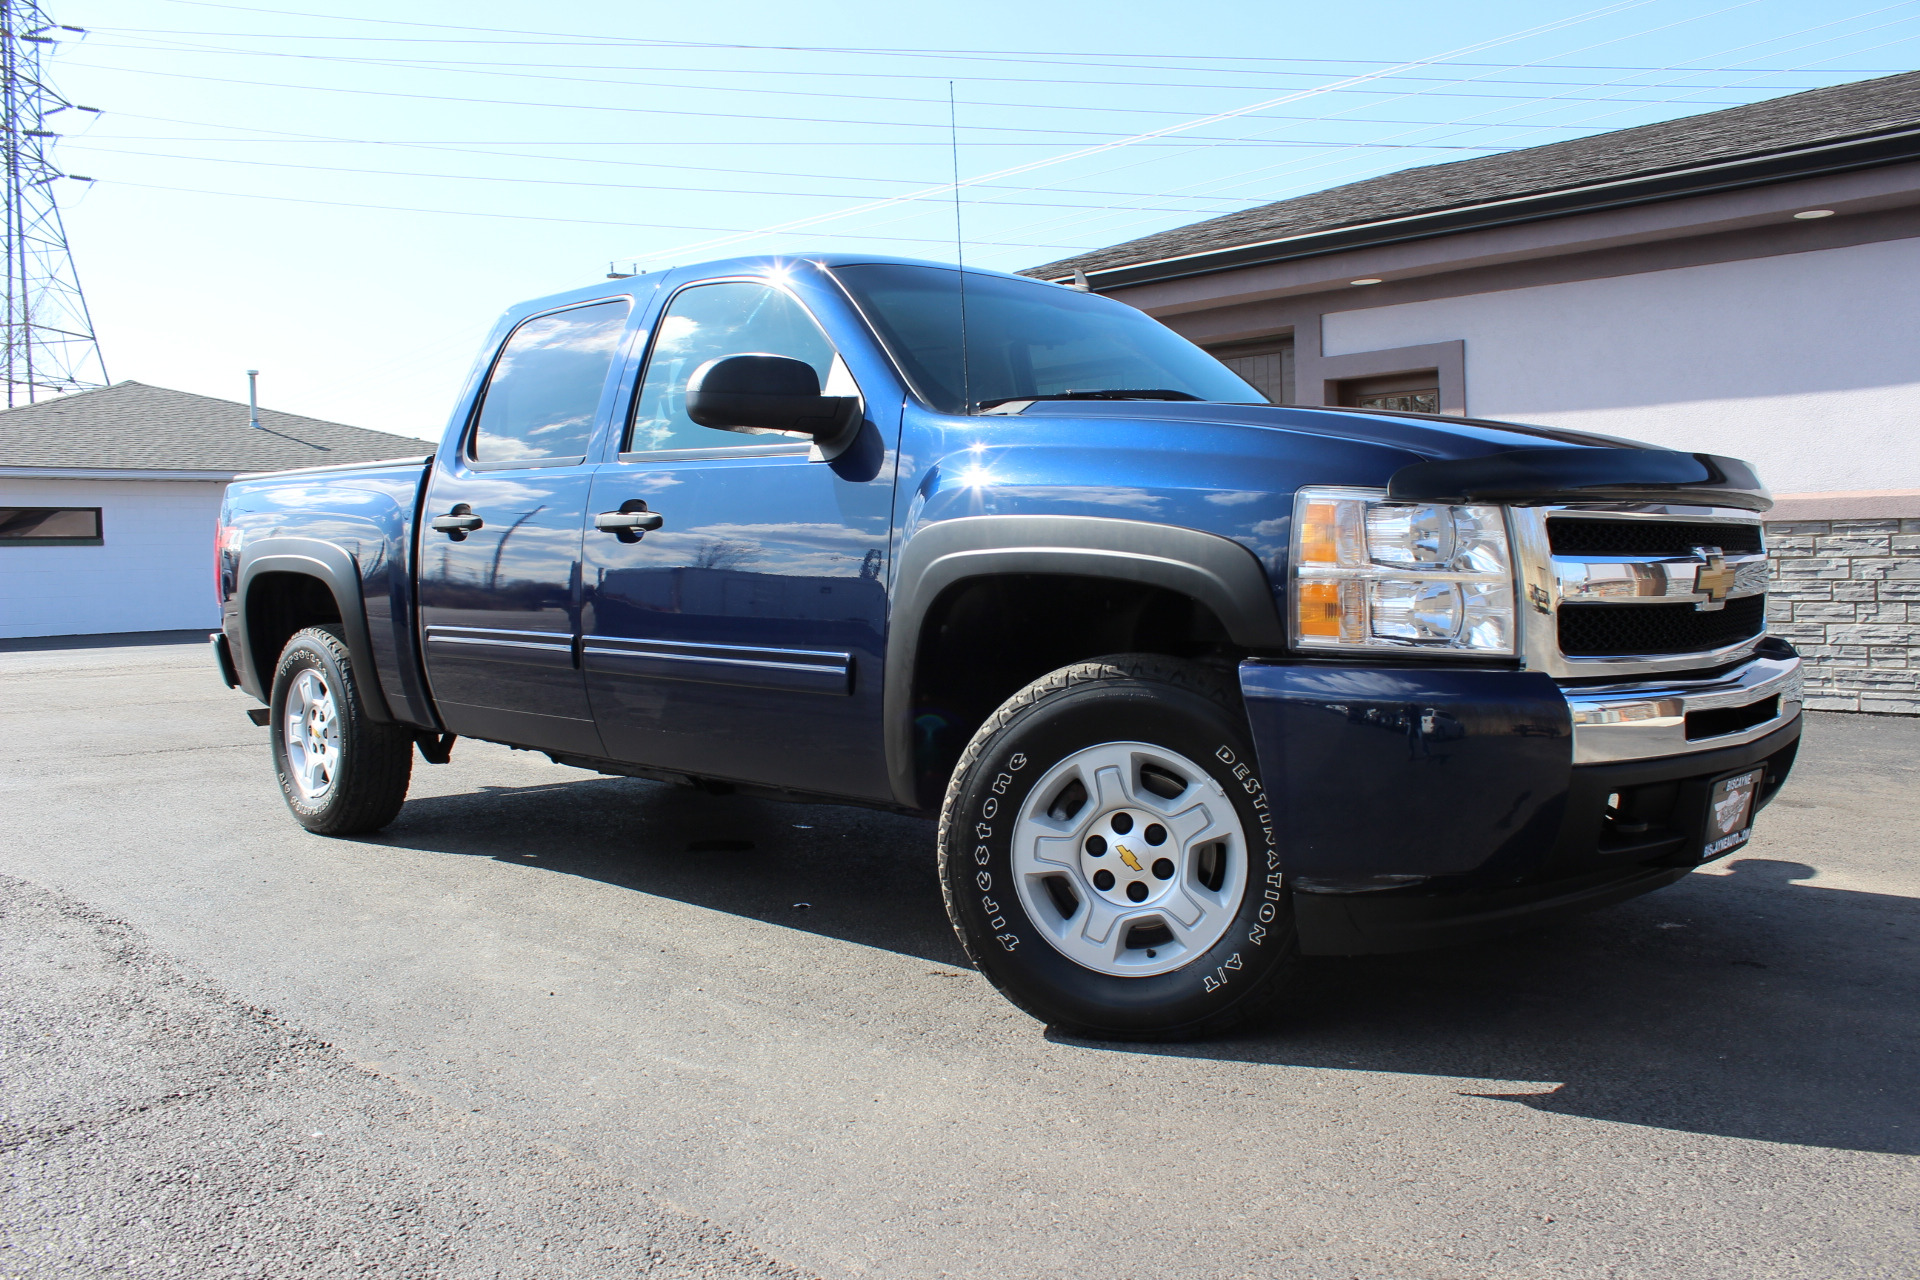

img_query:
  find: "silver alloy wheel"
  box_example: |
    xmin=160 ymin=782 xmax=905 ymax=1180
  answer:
xmin=283 ymin=668 xmax=341 ymax=802
xmin=1011 ymin=741 xmax=1249 ymax=978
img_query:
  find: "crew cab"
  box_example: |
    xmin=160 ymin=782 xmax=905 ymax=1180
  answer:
xmin=212 ymin=255 xmax=1802 ymax=1039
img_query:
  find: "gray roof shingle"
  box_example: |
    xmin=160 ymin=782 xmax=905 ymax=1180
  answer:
xmin=1026 ymin=70 xmax=1920 ymax=280
xmin=0 ymin=381 xmax=427 ymax=473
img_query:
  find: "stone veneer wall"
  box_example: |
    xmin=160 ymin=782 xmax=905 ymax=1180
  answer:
xmin=1765 ymin=517 xmax=1920 ymax=715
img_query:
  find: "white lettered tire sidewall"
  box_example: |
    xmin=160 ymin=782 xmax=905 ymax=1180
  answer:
xmin=939 ymin=657 xmax=1295 ymax=1039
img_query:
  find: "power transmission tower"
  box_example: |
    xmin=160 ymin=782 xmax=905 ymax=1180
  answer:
xmin=1 ymin=0 xmax=104 ymax=406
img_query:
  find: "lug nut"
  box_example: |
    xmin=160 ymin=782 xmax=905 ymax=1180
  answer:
xmin=1152 ymin=858 xmax=1175 ymax=880
xmin=1093 ymin=869 xmax=1115 ymax=891
xmin=1126 ymin=881 xmax=1149 ymax=903
xmin=1085 ymin=834 xmax=1107 ymax=856
xmin=1110 ymin=812 xmax=1134 ymax=835
xmin=1144 ymin=823 xmax=1167 ymax=846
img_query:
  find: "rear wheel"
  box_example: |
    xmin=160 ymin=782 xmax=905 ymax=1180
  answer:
xmin=269 ymin=626 xmax=412 ymax=835
xmin=938 ymin=654 xmax=1298 ymax=1040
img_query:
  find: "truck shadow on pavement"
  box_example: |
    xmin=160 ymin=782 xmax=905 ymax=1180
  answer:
xmin=374 ymin=778 xmax=1918 ymax=1158
xmin=1090 ymin=857 xmax=1920 ymax=1158
xmin=374 ymin=773 xmax=967 ymax=967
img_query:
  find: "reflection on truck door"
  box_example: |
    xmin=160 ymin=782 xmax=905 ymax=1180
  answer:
xmin=418 ymin=299 xmax=630 ymax=756
xmin=580 ymin=280 xmax=896 ymax=799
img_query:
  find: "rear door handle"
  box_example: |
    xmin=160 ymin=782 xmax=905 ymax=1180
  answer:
xmin=593 ymin=510 xmax=664 ymax=532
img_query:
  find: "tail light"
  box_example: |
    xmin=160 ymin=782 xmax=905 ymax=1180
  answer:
xmin=215 ymin=508 xmax=242 ymax=603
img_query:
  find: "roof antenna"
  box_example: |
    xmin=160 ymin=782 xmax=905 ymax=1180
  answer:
xmin=949 ymin=82 xmax=972 ymax=416
xmin=1070 ymin=269 xmax=1092 ymax=293
xmin=246 ymin=369 xmax=262 ymax=430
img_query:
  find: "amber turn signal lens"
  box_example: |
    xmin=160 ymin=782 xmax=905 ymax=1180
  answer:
xmin=1299 ymin=501 xmax=1339 ymax=564
xmin=1298 ymin=581 xmax=1343 ymax=636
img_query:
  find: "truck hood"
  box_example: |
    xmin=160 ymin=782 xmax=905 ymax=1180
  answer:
xmin=1009 ymin=400 xmax=1771 ymax=512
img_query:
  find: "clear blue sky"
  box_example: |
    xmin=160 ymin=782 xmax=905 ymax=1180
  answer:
xmin=44 ymin=0 xmax=1920 ymax=439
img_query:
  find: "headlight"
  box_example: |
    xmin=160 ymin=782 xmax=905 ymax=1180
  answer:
xmin=1290 ymin=486 xmax=1515 ymax=655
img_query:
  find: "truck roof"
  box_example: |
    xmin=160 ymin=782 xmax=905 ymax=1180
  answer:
xmin=501 ymin=254 xmax=1045 ymax=320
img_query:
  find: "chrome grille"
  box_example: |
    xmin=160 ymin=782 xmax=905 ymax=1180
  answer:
xmin=1510 ymin=504 xmax=1771 ymax=679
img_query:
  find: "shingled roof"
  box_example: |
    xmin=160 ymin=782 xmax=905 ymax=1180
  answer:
xmin=0 ymin=381 xmax=426 ymax=475
xmin=1027 ymin=70 xmax=1920 ymax=282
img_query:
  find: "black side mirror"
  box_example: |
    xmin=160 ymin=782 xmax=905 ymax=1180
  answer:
xmin=685 ymin=353 xmax=860 ymax=452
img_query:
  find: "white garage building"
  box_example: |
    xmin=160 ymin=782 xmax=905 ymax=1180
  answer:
xmin=0 ymin=381 xmax=423 ymax=639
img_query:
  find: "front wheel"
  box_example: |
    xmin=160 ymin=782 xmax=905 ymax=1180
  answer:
xmin=938 ymin=655 xmax=1298 ymax=1040
xmin=269 ymin=626 xmax=413 ymax=835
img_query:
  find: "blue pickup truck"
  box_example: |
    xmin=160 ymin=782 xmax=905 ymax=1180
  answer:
xmin=213 ymin=254 xmax=1802 ymax=1039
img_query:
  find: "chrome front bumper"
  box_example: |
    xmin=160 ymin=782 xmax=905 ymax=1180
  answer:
xmin=1563 ymin=650 xmax=1803 ymax=765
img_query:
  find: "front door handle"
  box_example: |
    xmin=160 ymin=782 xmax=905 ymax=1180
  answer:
xmin=594 ymin=501 xmax=663 ymax=543
xmin=593 ymin=511 xmax=664 ymax=533
xmin=430 ymin=505 xmax=483 ymax=540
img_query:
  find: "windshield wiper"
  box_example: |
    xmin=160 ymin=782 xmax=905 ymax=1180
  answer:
xmin=975 ymin=389 xmax=1204 ymax=412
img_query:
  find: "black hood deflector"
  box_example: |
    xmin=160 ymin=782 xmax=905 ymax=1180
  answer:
xmin=1387 ymin=447 xmax=1771 ymax=512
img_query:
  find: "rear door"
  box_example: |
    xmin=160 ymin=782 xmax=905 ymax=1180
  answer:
xmin=419 ymin=298 xmax=633 ymax=755
xmin=579 ymin=276 xmax=897 ymax=798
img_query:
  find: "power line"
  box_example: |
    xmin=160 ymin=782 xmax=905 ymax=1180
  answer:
xmin=79 ymin=115 xmax=1289 ymax=202
xmin=57 ymin=62 xmax=1568 ymax=140
xmin=85 ymin=30 xmax=1899 ymax=94
xmin=135 ymin=1 xmax=1917 ymax=75
xmin=99 ymin=177 xmax=1081 ymax=249
xmin=78 ymin=116 xmax=1263 ymax=197
xmin=63 ymin=54 xmax=1797 ymax=126
xmin=60 ymin=144 xmax=1289 ymax=213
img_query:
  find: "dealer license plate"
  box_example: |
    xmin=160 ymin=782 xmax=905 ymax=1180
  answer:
xmin=1702 ymin=769 xmax=1762 ymax=860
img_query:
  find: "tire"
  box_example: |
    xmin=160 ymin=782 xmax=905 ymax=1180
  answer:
xmin=268 ymin=626 xmax=413 ymax=835
xmin=938 ymin=654 xmax=1299 ymax=1041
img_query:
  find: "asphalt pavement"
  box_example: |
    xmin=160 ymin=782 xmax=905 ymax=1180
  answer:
xmin=2 ymin=635 xmax=1917 ymax=1279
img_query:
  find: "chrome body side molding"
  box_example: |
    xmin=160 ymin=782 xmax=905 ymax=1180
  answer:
xmin=582 ymin=635 xmax=853 ymax=696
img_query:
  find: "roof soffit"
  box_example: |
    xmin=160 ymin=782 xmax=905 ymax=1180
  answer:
xmin=1107 ymin=159 xmax=1920 ymax=317
xmin=1028 ymin=71 xmax=1920 ymax=288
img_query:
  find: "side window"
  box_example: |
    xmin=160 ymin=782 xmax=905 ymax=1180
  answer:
xmin=627 ymin=281 xmax=836 ymax=453
xmin=470 ymin=300 xmax=631 ymax=464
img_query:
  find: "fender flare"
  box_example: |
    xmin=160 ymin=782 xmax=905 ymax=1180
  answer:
xmin=883 ymin=514 xmax=1286 ymax=808
xmin=235 ymin=536 xmax=396 ymax=723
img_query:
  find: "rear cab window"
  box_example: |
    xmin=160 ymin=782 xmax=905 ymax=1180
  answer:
xmin=468 ymin=299 xmax=632 ymax=466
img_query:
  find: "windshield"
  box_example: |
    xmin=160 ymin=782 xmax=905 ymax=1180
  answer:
xmin=831 ymin=263 xmax=1264 ymax=414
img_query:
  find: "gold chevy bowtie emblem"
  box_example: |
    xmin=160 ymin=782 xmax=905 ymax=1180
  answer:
xmin=1115 ymin=844 xmax=1144 ymax=873
xmin=1693 ymin=546 xmax=1736 ymax=611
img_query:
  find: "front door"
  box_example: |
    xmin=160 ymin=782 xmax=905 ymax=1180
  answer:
xmin=580 ymin=279 xmax=895 ymax=799
xmin=419 ymin=298 xmax=631 ymax=755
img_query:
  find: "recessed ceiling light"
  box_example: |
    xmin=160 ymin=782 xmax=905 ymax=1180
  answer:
xmin=1793 ymin=209 xmax=1836 ymax=220
xmin=1349 ymin=277 xmax=1383 ymax=286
